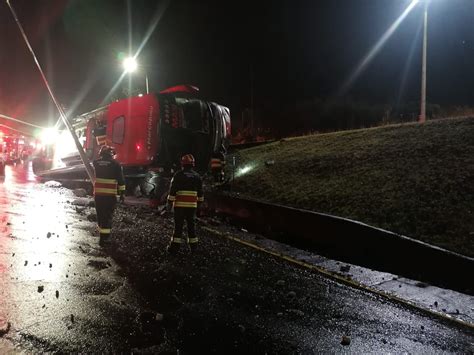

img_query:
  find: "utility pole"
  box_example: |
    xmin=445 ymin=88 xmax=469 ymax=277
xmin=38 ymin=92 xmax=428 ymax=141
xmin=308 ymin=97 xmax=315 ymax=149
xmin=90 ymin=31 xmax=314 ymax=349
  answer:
xmin=6 ymin=0 xmax=95 ymax=182
xmin=419 ymin=0 xmax=428 ymax=123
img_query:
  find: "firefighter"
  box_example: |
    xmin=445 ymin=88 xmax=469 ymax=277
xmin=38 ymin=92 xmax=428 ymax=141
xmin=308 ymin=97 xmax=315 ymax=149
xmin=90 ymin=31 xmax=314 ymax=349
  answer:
xmin=93 ymin=145 xmax=126 ymax=245
xmin=210 ymin=150 xmax=226 ymax=184
xmin=166 ymin=154 xmax=204 ymax=254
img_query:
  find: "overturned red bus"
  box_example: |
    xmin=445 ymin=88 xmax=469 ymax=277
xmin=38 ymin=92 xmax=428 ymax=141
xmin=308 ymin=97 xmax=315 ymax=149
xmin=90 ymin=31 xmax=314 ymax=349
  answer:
xmin=33 ymin=85 xmax=231 ymax=196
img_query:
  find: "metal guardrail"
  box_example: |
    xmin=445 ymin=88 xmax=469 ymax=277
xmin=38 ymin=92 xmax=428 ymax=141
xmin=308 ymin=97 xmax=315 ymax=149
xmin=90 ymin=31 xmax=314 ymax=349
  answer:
xmin=204 ymin=193 xmax=474 ymax=295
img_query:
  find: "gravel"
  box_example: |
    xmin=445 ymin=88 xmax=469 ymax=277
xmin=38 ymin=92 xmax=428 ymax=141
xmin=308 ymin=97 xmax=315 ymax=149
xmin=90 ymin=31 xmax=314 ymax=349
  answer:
xmin=103 ymin=203 xmax=474 ymax=353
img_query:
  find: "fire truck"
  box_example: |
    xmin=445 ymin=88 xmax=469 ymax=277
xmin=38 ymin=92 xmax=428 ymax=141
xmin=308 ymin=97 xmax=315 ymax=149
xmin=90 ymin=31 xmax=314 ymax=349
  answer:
xmin=33 ymin=85 xmax=231 ymax=199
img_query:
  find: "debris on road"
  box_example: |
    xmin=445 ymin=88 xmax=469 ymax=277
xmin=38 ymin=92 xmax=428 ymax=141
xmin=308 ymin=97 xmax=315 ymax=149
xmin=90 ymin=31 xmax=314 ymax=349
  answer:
xmin=53 ymin=201 xmax=472 ymax=353
xmin=206 ymin=218 xmax=221 ymax=226
xmin=74 ymin=206 xmax=85 ymax=214
xmin=0 ymin=321 xmax=11 ymax=337
xmin=71 ymin=198 xmax=92 ymax=207
xmin=340 ymin=265 xmax=351 ymax=273
xmin=87 ymin=213 xmax=97 ymax=222
xmin=121 ymin=216 xmax=135 ymax=225
xmin=44 ymin=181 xmax=62 ymax=188
xmin=341 ymin=335 xmax=351 ymax=346
xmin=276 ymin=279 xmax=285 ymax=287
xmin=73 ymin=188 xmax=88 ymax=197
xmin=287 ymin=309 xmax=304 ymax=317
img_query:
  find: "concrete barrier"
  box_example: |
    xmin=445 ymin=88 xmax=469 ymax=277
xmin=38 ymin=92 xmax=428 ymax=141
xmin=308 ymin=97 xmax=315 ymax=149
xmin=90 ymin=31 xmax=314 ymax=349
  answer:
xmin=205 ymin=193 xmax=474 ymax=295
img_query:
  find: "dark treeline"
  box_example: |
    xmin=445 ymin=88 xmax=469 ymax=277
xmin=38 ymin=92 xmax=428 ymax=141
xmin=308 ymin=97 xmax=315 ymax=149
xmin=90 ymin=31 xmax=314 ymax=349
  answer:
xmin=232 ymin=98 xmax=474 ymax=142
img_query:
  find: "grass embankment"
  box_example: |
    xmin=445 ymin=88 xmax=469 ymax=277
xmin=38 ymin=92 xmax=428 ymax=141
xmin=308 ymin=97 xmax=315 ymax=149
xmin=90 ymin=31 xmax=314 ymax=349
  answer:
xmin=232 ymin=117 xmax=474 ymax=257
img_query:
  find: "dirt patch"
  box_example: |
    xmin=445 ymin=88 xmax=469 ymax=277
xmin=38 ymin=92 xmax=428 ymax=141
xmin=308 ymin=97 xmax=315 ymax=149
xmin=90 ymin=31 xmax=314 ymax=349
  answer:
xmin=231 ymin=117 xmax=474 ymax=257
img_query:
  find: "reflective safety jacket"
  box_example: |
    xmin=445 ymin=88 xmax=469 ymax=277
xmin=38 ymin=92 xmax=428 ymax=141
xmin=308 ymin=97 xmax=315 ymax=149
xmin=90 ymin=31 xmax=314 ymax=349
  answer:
xmin=93 ymin=157 xmax=126 ymax=197
xmin=210 ymin=152 xmax=225 ymax=171
xmin=167 ymin=168 xmax=204 ymax=208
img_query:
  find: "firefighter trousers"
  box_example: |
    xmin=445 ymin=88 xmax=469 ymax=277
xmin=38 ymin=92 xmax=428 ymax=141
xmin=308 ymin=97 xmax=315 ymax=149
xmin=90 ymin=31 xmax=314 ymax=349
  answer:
xmin=212 ymin=169 xmax=224 ymax=183
xmin=171 ymin=207 xmax=198 ymax=246
xmin=95 ymin=195 xmax=117 ymax=239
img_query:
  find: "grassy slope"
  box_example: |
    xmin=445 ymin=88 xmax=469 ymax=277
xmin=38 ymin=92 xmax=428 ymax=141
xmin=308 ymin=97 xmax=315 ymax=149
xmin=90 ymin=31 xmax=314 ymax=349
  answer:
xmin=232 ymin=117 xmax=474 ymax=257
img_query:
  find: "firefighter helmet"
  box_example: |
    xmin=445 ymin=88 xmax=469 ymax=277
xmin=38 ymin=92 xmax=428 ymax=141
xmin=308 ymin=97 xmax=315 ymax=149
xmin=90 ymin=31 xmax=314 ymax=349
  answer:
xmin=180 ymin=154 xmax=195 ymax=166
xmin=99 ymin=145 xmax=115 ymax=158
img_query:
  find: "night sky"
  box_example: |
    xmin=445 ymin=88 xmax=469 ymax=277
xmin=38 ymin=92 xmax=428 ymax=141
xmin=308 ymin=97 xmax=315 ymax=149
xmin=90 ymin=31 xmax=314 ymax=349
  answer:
xmin=1 ymin=0 xmax=473 ymax=128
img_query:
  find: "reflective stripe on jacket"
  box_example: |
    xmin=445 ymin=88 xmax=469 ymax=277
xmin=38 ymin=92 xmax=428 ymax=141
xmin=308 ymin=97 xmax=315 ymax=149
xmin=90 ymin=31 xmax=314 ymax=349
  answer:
xmin=94 ymin=178 xmax=118 ymax=196
xmin=210 ymin=158 xmax=222 ymax=169
xmin=93 ymin=157 xmax=126 ymax=197
xmin=167 ymin=168 xmax=204 ymax=208
xmin=168 ymin=190 xmax=205 ymax=208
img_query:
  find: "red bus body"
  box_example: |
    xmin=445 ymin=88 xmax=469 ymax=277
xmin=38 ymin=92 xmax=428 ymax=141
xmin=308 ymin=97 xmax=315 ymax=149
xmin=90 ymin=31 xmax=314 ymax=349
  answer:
xmin=34 ymin=87 xmax=231 ymax=184
xmin=105 ymin=94 xmax=159 ymax=168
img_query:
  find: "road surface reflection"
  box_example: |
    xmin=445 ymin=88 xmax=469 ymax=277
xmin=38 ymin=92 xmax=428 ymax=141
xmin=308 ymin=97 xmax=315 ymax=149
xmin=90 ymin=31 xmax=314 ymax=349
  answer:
xmin=0 ymin=163 xmax=74 ymax=344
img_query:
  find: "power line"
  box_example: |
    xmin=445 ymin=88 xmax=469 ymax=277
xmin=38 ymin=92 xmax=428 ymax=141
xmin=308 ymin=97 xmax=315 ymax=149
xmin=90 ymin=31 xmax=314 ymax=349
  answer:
xmin=0 ymin=123 xmax=36 ymax=137
xmin=0 ymin=113 xmax=46 ymax=129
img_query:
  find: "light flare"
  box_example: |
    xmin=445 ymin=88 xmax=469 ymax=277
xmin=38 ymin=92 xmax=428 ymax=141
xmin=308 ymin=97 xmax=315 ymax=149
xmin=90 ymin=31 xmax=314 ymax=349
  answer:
xmin=396 ymin=19 xmax=423 ymax=106
xmin=235 ymin=165 xmax=254 ymax=178
xmin=51 ymin=129 xmax=78 ymax=169
xmin=100 ymin=0 xmax=171 ymax=105
xmin=338 ymin=0 xmax=420 ymax=96
xmin=40 ymin=127 xmax=59 ymax=144
xmin=2 ymin=165 xmax=70 ymax=283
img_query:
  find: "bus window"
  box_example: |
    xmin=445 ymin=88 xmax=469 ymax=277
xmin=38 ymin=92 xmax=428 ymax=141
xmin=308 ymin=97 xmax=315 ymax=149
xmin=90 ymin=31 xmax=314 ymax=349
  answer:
xmin=112 ymin=116 xmax=125 ymax=144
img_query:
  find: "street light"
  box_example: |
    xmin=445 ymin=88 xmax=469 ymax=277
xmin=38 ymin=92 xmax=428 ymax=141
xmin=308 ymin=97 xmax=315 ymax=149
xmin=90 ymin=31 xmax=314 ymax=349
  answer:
xmin=123 ymin=57 xmax=138 ymax=73
xmin=122 ymin=56 xmax=149 ymax=94
xmin=418 ymin=0 xmax=429 ymax=123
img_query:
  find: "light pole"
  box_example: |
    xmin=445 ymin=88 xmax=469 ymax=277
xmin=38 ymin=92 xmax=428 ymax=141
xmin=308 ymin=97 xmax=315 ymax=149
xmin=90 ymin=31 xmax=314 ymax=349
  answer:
xmin=123 ymin=57 xmax=149 ymax=94
xmin=419 ymin=0 xmax=428 ymax=123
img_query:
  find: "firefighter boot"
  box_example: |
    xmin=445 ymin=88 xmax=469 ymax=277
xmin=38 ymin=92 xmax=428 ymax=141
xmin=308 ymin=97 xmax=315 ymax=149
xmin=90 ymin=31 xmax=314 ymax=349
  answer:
xmin=189 ymin=243 xmax=198 ymax=253
xmin=188 ymin=237 xmax=198 ymax=253
xmin=99 ymin=234 xmax=110 ymax=247
xmin=166 ymin=242 xmax=180 ymax=255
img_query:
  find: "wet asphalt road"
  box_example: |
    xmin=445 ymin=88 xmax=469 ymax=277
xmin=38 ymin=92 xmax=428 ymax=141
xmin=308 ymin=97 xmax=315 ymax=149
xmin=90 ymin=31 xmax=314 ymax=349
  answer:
xmin=0 ymin=163 xmax=473 ymax=353
xmin=0 ymin=164 xmax=151 ymax=352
